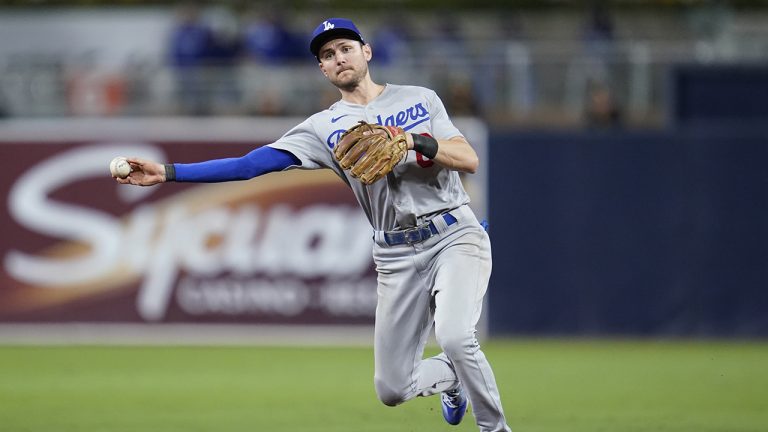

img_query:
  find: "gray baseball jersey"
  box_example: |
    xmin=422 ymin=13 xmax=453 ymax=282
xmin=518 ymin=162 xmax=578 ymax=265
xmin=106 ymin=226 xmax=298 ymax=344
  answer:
xmin=268 ymin=84 xmax=470 ymax=230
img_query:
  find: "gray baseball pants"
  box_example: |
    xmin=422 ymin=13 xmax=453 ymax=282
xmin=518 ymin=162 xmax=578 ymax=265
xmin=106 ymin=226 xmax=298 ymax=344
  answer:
xmin=371 ymin=205 xmax=512 ymax=432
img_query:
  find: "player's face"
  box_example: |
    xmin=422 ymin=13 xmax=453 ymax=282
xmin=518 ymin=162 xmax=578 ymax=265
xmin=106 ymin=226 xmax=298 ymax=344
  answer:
xmin=318 ymin=39 xmax=372 ymax=91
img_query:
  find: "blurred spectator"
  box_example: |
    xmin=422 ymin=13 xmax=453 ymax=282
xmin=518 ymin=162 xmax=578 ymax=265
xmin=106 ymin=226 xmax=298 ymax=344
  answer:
xmin=206 ymin=6 xmax=243 ymax=114
xmin=258 ymin=90 xmax=288 ymax=116
xmin=168 ymin=3 xmax=215 ymax=115
xmin=369 ymin=16 xmax=412 ymax=66
xmin=476 ymin=12 xmax=534 ymax=117
xmin=121 ymin=54 xmax=154 ymax=116
xmin=581 ymin=0 xmax=616 ymax=83
xmin=425 ymin=12 xmax=475 ymax=114
xmin=444 ymin=80 xmax=480 ymax=117
xmin=427 ymin=11 xmax=470 ymax=69
xmin=242 ymin=9 xmax=304 ymax=64
xmin=568 ymin=1 xmax=619 ymax=121
xmin=583 ymin=1 xmax=615 ymax=48
xmin=584 ymin=80 xmax=623 ymax=129
xmin=65 ymin=50 xmax=126 ymax=116
xmin=67 ymin=70 xmax=126 ymax=116
xmin=207 ymin=7 xmax=242 ymax=64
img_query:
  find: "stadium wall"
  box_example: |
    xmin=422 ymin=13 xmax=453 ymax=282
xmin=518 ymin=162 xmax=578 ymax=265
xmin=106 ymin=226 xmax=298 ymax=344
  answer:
xmin=3 ymin=115 xmax=765 ymax=340
xmin=487 ymin=126 xmax=768 ymax=337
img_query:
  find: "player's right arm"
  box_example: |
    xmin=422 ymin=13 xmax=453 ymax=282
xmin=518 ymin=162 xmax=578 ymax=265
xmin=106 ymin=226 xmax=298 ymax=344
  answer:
xmin=115 ymin=146 xmax=300 ymax=186
xmin=407 ymin=134 xmax=478 ymax=174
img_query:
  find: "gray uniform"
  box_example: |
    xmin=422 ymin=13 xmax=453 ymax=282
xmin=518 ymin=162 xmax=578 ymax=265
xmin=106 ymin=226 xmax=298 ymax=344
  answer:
xmin=269 ymin=84 xmax=511 ymax=432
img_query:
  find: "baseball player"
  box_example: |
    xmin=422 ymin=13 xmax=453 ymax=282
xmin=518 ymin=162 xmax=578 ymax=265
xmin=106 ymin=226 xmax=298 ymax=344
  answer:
xmin=115 ymin=18 xmax=511 ymax=432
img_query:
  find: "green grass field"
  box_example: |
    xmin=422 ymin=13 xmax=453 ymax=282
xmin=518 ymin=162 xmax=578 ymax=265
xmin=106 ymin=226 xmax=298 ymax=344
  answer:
xmin=1 ymin=339 xmax=766 ymax=432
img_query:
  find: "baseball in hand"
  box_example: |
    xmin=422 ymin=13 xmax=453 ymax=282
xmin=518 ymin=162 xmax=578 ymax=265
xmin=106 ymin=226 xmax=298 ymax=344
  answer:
xmin=110 ymin=156 xmax=132 ymax=178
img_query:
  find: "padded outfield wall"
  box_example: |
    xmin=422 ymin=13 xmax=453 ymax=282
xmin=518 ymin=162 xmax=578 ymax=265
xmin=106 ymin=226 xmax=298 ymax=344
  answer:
xmin=487 ymin=126 xmax=768 ymax=337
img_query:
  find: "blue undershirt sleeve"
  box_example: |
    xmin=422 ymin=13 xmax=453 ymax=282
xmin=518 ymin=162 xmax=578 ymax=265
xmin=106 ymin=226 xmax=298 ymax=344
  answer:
xmin=174 ymin=146 xmax=300 ymax=182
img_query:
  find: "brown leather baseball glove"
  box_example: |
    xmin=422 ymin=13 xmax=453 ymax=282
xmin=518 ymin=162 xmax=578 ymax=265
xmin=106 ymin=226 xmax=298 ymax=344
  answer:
xmin=333 ymin=121 xmax=408 ymax=185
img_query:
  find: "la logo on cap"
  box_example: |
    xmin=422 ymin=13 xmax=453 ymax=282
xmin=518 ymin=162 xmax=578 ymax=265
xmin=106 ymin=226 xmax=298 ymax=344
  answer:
xmin=309 ymin=18 xmax=365 ymax=57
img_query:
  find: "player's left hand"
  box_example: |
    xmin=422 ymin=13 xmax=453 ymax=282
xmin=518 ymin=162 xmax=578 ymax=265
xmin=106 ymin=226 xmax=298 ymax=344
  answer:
xmin=333 ymin=121 xmax=408 ymax=185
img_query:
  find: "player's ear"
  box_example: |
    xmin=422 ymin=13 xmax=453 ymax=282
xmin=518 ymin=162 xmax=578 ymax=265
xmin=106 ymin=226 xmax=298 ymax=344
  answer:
xmin=362 ymin=43 xmax=372 ymax=61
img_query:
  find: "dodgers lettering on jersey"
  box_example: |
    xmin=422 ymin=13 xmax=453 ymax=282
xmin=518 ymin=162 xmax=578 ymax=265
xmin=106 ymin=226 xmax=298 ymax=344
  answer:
xmin=374 ymin=102 xmax=430 ymax=130
xmin=268 ymin=84 xmax=471 ymax=231
xmin=324 ymin=102 xmax=429 ymax=149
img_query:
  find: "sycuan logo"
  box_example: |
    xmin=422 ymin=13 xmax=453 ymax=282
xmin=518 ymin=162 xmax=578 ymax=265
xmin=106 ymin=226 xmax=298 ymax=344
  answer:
xmin=2 ymin=144 xmax=375 ymax=322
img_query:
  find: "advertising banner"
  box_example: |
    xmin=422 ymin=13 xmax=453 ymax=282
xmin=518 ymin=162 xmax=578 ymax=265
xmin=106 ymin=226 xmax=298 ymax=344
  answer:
xmin=0 ymin=118 xmax=487 ymax=332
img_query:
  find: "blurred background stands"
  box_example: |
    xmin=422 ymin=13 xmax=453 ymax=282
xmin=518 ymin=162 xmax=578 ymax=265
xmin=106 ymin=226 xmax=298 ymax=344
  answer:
xmin=0 ymin=2 xmax=766 ymax=128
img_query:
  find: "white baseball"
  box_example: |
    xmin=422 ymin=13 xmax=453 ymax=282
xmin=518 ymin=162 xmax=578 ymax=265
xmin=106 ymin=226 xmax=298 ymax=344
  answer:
xmin=110 ymin=156 xmax=132 ymax=178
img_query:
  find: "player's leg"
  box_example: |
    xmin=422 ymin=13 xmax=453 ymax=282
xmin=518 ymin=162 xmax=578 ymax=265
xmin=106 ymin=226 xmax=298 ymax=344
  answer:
xmin=430 ymin=226 xmax=511 ymax=432
xmin=371 ymin=242 xmax=456 ymax=406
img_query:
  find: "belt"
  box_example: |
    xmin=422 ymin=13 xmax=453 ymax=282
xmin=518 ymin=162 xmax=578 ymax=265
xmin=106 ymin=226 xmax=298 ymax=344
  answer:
xmin=383 ymin=213 xmax=458 ymax=246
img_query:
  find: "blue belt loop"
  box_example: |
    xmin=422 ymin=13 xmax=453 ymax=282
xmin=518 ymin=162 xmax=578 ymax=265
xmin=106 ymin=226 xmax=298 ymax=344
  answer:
xmin=480 ymin=219 xmax=489 ymax=232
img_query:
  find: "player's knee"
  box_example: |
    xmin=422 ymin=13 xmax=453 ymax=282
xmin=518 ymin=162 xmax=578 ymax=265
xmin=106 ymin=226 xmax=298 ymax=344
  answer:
xmin=435 ymin=330 xmax=478 ymax=360
xmin=374 ymin=377 xmax=406 ymax=407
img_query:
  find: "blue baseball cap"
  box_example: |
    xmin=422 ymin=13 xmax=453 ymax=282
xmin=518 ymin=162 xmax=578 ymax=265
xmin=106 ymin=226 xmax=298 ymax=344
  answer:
xmin=309 ymin=18 xmax=365 ymax=58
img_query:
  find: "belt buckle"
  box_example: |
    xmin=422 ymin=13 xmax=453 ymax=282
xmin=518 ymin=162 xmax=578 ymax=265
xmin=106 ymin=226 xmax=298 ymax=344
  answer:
xmin=403 ymin=226 xmax=423 ymax=245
